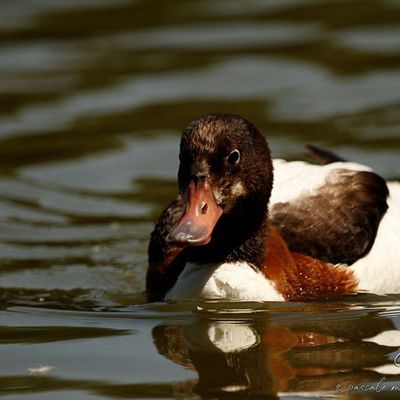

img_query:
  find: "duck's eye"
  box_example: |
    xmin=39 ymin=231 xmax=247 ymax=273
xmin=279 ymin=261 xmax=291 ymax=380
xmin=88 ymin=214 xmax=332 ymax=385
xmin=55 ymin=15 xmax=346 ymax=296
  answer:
xmin=227 ymin=149 xmax=240 ymax=165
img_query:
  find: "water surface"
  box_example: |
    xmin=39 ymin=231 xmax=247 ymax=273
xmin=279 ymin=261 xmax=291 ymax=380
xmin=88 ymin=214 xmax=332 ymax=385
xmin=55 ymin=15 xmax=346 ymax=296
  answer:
xmin=1 ymin=1 xmax=400 ymax=399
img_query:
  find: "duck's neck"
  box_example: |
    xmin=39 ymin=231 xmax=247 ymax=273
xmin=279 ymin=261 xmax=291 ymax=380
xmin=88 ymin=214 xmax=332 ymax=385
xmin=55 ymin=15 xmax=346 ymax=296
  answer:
xmin=186 ymin=200 xmax=269 ymax=267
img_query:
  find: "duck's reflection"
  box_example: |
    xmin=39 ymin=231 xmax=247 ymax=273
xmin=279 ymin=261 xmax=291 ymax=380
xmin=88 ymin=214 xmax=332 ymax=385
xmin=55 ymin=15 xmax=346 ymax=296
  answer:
xmin=152 ymin=309 xmax=400 ymax=398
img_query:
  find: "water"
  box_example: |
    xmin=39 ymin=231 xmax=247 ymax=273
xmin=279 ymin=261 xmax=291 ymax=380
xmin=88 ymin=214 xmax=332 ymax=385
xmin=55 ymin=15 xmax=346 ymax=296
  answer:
xmin=0 ymin=0 xmax=400 ymax=398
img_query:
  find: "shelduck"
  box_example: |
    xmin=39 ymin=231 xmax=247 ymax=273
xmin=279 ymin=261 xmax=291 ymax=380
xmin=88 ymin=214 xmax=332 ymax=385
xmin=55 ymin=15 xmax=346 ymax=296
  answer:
xmin=146 ymin=114 xmax=400 ymax=302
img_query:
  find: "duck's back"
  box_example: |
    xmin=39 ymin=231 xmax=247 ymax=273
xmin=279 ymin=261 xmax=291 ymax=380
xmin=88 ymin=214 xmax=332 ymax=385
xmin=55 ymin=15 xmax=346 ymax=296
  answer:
xmin=271 ymin=159 xmax=400 ymax=293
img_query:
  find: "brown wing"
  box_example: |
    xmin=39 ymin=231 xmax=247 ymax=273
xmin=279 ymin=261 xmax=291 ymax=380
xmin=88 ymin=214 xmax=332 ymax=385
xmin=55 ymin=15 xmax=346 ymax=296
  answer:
xmin=270 ymin=169 xmax=389 ymax=265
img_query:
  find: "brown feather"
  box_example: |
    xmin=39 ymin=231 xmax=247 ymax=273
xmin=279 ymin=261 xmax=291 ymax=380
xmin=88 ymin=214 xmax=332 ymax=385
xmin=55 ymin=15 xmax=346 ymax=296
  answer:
xmin=262 ymin=227 xmax=358 ymax=301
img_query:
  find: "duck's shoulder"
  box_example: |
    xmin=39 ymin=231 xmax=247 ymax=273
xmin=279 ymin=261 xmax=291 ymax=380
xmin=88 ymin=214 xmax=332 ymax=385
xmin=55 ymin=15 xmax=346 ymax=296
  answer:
xmin=270 ymin=159 xmax=389 ymax=265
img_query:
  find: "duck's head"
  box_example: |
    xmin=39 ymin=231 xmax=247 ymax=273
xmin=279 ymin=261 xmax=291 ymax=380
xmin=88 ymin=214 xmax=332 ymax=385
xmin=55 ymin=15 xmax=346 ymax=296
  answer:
xmin=168 ymin=114 xmax=273 ymax=248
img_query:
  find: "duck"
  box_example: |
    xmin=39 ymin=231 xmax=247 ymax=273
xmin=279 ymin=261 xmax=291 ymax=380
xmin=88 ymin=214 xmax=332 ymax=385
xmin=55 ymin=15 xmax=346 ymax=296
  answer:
xmin=146 ymin=114 xmax=400 ymax=302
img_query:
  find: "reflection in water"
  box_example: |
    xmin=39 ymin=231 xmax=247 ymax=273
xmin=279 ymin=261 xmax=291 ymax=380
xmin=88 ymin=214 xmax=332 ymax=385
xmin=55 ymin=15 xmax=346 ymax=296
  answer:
xmin=153 ymin=307 xmax=400 ymax=398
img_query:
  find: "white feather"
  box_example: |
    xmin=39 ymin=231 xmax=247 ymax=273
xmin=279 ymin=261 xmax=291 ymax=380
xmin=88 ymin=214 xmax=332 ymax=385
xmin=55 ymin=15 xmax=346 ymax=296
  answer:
xmin=271 ymin=159 xmax=371 ymax=205
xmin=165 ymin=261 xmax=284 ymax=302
xmin=350 ymin=182 xmax=400 ymax=294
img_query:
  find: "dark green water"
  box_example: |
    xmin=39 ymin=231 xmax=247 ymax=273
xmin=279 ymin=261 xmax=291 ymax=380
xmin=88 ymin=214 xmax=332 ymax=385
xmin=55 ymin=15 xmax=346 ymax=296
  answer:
xmin=1 ymin=1 xmax=400 ymax=399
